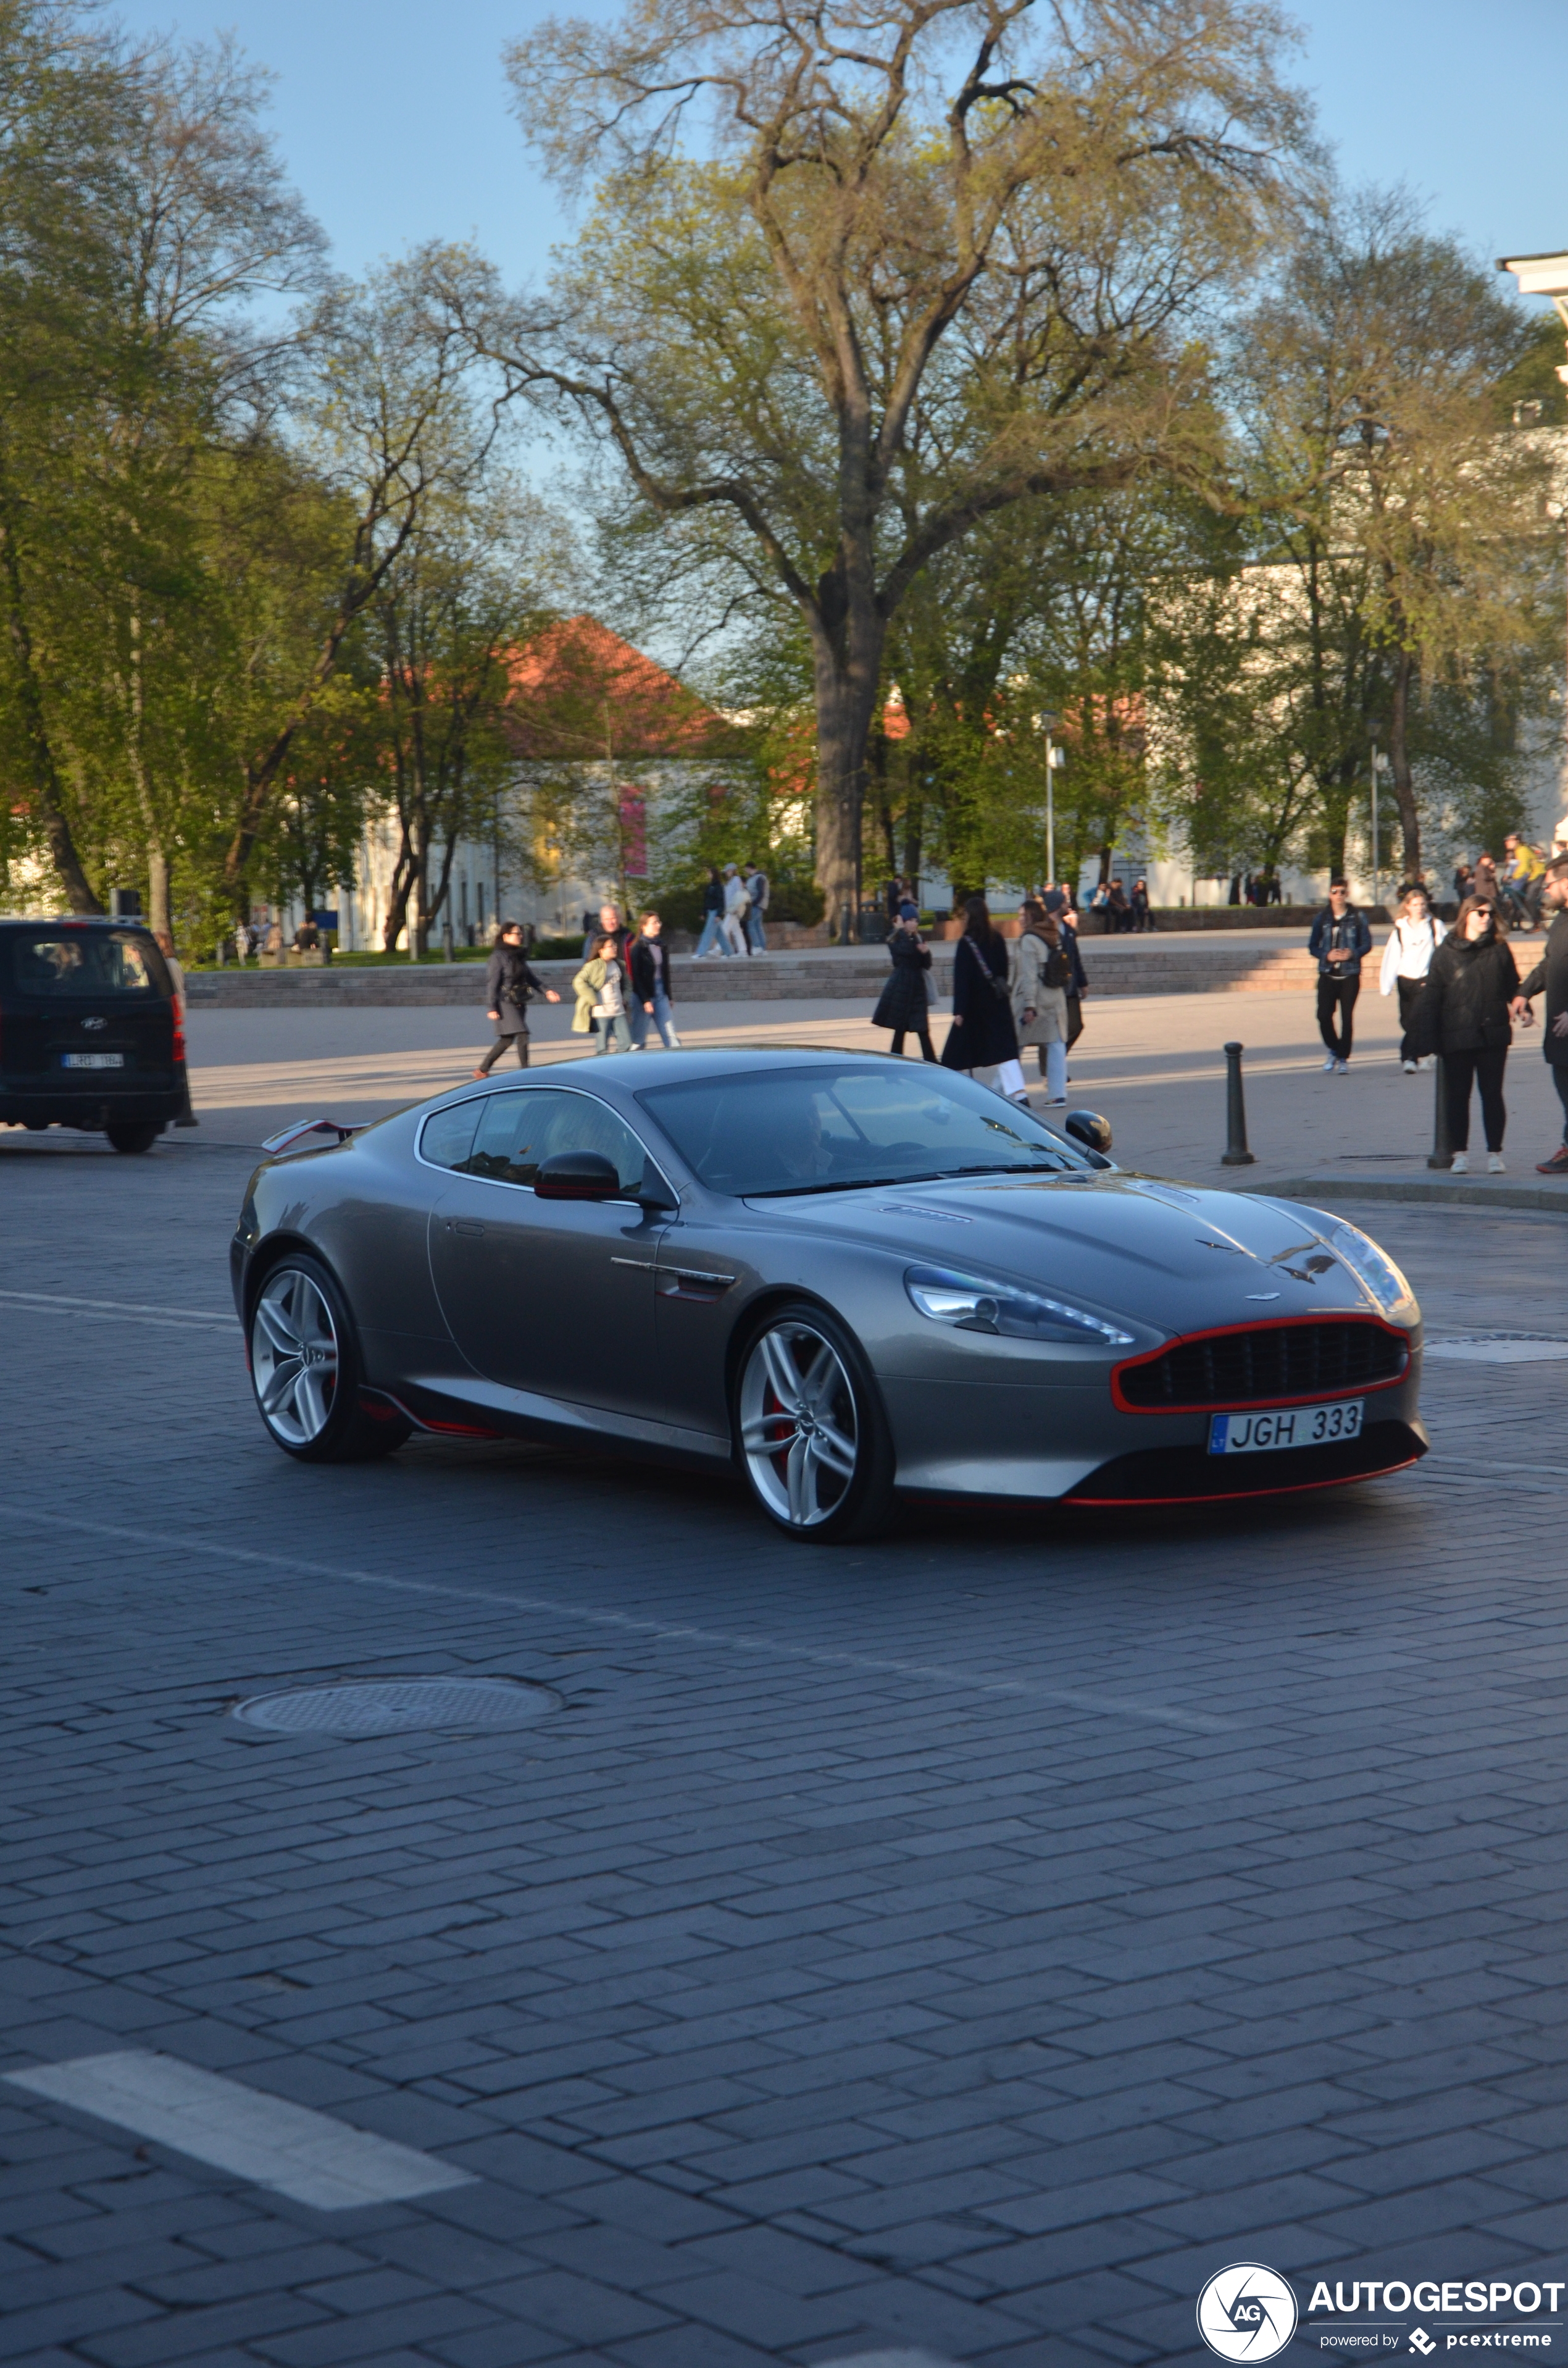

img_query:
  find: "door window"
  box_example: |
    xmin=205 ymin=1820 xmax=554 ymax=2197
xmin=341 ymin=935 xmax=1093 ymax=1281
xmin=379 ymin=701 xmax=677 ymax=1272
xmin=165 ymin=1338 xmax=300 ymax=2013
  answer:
xmin=436 ymin=1087 xmax=651 ymax=1194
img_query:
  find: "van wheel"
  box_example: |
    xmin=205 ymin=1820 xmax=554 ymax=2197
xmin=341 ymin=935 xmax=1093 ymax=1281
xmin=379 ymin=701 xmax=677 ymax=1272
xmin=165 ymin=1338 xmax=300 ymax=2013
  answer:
xmin=248 ymin=1253 xmax=411 ymax=1462
xmin=107 ymin=1123 xmax=160 ymax=1154
xmin=734 ymin=1300 xmax=896 ymax=1541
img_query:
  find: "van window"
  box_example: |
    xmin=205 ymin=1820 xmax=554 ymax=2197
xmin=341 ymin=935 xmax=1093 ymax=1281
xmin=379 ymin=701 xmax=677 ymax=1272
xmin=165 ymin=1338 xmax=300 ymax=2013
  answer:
xmin=6 ymin=930 xmax=170 ymax=997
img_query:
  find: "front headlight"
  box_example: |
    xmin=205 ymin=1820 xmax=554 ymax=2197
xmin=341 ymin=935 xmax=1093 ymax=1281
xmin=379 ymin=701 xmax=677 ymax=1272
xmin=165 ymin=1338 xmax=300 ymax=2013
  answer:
xmin=1328 ymin=1221 xmax=1417 ymax=1316
xmin=905 ymin=1264 xmax=1135 ymax=1347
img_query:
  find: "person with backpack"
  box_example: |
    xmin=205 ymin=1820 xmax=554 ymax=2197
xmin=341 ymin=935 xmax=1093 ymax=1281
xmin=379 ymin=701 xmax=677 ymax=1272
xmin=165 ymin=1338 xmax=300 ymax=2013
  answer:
xmin=743 ymin=858 xmax=770 ymax=952
xmin=1378 ymin=884 xmax=1446 ymax=1071
xmin=1309 ymin=878 xmax=1373 ymax=1072
xmin=1409 ymin=892 xmax=1532 ymax=1172
xmin=941 ymin=895 xmax=1026 ymax=1102
xmin=1012 ymin=897 xmax=1070 ymax=1102
xmin=475 ymin=921 xmax=559 ymax=1076
xmin=872 ymin=901 xmax=936 ymax=1060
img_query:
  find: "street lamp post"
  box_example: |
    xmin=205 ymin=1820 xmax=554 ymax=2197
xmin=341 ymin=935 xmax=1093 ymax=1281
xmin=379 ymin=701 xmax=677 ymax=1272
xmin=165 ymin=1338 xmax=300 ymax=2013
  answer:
xmin=1498 ymin=251 xmax=1568 ymax=811
xmin=1035 ymin=708 xmax=1065 ymax=890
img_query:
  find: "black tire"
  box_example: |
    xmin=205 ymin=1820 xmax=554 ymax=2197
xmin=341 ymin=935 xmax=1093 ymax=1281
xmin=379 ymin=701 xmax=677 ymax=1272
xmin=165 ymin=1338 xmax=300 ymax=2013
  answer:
xmin=247 ymin=1251 xmax=412 ymax=1463
xmin=107 ymin=1123 xmax=160 ymax=1154
xmin=733 ymin=1297 xmax=896 ymax=1542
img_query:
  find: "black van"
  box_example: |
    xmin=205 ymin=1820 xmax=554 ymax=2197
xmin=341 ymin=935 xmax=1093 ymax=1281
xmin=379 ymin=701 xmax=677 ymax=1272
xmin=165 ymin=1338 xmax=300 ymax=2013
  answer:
xmin=0 ymin=917 xmax=186 ymax=1152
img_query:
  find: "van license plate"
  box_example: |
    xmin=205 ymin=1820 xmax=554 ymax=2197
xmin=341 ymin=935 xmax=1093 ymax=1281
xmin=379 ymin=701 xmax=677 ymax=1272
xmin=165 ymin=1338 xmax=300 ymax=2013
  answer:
xmin=61 ymin=1053 xmax=123 ymax=1069
xmin=1209 ymin=1400 xmax=1362 ymax=1454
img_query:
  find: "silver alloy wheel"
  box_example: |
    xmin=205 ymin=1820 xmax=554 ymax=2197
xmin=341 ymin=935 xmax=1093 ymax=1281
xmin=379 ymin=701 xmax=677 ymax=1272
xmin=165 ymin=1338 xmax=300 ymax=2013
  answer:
xmin=251 ymin=1267 xmax=340 ymax=1447
xmin=738 ymin=1318 xmax=860 ymax=1529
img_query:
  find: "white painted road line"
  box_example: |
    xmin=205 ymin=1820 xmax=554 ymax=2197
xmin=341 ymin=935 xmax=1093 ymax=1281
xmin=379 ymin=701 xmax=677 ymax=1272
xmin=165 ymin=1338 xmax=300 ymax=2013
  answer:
xmin=0 ymin=1289 xmax=235 ymax=1327
xmin=4 ymin=2051 xmax=477 ymax=2210
xmin=0 ymin=1504 xmax=1228 ymax=1734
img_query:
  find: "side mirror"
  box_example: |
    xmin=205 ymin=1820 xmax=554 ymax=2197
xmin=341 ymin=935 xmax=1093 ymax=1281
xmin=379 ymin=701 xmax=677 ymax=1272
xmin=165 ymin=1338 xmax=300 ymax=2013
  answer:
xmin=535 ymin=1150 xmax=621 ymax=1202
xmin=637 ymin=1169 xmax=679 ymax=1211
xmin=1064 ymin=1109 xmax=1112 ymax=1155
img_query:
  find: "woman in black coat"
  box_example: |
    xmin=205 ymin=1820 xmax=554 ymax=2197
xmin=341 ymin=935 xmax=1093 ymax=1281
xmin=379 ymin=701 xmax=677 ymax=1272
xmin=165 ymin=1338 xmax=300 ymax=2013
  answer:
xmin=872 ymin=905 xmax=936 ymax=1060
xmin=941 ymin=895 xmax=1025 ymax=1098
xmin=1411 ymin=894 xmax=1531 ymax=1173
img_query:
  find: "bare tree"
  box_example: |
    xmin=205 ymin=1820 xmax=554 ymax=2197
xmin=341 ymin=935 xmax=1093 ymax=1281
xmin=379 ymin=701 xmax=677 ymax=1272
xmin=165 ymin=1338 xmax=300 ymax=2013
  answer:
xmin=460 ymin=0 xmax=1307 ymax=930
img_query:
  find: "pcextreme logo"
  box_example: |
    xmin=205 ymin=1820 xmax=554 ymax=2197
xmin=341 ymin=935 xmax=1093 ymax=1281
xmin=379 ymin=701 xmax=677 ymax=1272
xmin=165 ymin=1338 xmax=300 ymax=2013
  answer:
xmin=1198 ymin=2264 xmax=1301 ymax=2361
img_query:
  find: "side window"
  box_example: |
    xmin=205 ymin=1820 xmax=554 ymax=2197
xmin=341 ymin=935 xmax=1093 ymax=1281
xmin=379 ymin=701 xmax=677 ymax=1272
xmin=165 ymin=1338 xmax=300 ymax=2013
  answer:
xmin=420 ymin=1099 xmax=483 ymax=1172
xmin=457 ymin=1089 xmax=651 ymax=1194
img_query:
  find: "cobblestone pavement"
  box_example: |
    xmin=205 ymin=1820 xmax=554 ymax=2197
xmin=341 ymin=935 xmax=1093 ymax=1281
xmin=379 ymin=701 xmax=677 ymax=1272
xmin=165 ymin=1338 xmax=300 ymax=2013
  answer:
xmin=2 ymin=1137 xmax=1567 ymax=2367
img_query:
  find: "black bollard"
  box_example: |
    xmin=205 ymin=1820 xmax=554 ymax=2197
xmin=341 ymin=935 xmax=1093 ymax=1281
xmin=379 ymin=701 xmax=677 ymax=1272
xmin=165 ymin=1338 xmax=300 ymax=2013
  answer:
xmin=1427 ymin=1053 xmax=1453 ymax=1169
xmin=1221 ymin=1040 xmax=1256 ymax=1166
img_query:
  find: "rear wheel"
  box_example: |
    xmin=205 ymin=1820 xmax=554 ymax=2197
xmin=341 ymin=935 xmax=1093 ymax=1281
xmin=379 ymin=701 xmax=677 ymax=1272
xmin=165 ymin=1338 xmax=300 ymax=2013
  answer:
xmin=107 ymin=1123 xmax=159 ymax=1154
xmin=248 ymin=1253 xmax=411 ymax=1463
xmin=735 ymin=1301 xmax=896 ymax=1541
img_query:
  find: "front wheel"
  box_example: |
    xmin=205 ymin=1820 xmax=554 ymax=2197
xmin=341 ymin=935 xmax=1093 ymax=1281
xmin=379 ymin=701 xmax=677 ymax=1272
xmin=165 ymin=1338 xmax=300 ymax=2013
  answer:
xmin=107 ymin=1123 xmax=160 ymax=1154
xmin=734 ymin=1302 xmax=895 ymax=1541
xmin=248 ymin=1253 xmax=411 ymax=1463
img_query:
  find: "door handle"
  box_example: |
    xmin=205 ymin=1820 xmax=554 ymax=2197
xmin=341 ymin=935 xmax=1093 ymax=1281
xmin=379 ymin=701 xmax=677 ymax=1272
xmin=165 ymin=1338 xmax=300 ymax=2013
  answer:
xmin=451 ymin=1220 xmax=485 ymax=1237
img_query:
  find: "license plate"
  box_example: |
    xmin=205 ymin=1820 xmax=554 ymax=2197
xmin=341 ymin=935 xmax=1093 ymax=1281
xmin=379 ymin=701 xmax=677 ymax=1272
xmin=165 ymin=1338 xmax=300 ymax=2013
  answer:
xmin=61 ymin=1052 xmax=123 ymax=1069
xmin=1209 ymin=1399 xmax=1363 ymax=1455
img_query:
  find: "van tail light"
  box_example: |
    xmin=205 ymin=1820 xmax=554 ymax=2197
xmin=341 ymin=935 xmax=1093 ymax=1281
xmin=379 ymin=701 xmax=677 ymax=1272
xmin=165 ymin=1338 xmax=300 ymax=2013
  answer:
xmin=172 ymin=1016 xmax=186 ymax=1065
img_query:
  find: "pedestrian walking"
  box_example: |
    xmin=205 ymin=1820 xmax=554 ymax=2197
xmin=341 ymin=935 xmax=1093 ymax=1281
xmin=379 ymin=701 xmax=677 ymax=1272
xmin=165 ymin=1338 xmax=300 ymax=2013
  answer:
xmin=573 ymin=934 xmax=635 ymax=1055
xmin=1309 ymin=877 xmax=1372 ymax=1072
xmin=1516 ymin=855 xmax=1568 ymax=1171
xmin=154 ymin=929 xmax=199 ymax=1128
xmin=629 ymin=911 xmax=681 ymax=1048
xmin=693 ymin=865 xmax=730 ymax=958
xmin=475 ymin=921 xmax=560 ymax=1075
xmin=1472 ymin=851 xmax=1500 ymax=909
xmin=1064 ymin=919 xmax=1088 ymax=1056
xmin=872 ymin=902 xmax=936 ymax=1060
xmin=1012 ymin=897 xmax=1070 ymax=1102
xmin=1378 ymin=885 xmax=1446 ymax=1072
xmin=941 ymin=895 xmax=1027 ymax=1102
xmin=721 ymin=863 xmax=751 ymax=956
xmin=743 ymin=859 xmax=770 ymax=953
xmin=582 ymin=902 xmax=628 ymax=964
xmin=1410 ymin=893 xmax=1531 ymax=1173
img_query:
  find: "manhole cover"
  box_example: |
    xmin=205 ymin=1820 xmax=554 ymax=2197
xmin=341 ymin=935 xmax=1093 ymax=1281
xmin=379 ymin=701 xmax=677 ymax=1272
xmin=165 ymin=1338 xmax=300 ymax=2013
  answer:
xmin=1425 ymin=1335 xmax=1568 ymax=1363
xmin=233 ymin=1678 xmax=559 ymax=1735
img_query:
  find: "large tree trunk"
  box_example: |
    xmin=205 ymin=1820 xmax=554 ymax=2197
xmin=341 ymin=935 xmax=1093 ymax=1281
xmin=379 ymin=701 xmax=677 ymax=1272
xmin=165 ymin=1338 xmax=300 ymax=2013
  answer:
xmin=810 ymin=610 xmax=885 ymax=942
xmin=1388 ymin=648 xmax=1420 ymax=885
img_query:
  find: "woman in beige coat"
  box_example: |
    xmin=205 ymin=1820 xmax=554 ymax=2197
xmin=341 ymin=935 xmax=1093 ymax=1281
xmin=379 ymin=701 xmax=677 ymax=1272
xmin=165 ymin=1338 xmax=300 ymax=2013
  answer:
xmin=1011 ymin=898 xmax=1070 ymax=1103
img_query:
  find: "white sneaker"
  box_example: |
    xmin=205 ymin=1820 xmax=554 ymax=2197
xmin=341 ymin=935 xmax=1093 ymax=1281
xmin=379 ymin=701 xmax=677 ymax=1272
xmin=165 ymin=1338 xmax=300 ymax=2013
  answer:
xmin=1335 ymin=1060 xmax=1349 ymax=1074
xmin=1322 ymin=1054 xmax=1336 ymax=1072
xmin=1449 ymin=1152 xmax=1469 ymax=1174
xmin=1488 ymin=1152 xmax=1506 ymax=1173
xmin=1402 ymin=1060 xmax=1417 ymax=1074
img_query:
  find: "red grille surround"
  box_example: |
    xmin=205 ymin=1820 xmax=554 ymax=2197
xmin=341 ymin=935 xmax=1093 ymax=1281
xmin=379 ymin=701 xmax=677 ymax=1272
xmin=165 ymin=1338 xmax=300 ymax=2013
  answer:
xmin=1112 ymin=1314 xmax=1409 ymax=1415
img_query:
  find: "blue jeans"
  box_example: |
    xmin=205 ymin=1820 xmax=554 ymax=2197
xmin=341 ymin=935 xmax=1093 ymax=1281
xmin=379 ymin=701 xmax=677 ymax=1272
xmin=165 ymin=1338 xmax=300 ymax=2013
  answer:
xmin=694 ymin=913 xmax=731 ymax=956
xmin=594 ymin=1013 xmax=634 ymax=1054
xmin=746 ymin=906 xmax=767 ymax=952
xmin=632 ymin=990 xmax=680 ymax=1049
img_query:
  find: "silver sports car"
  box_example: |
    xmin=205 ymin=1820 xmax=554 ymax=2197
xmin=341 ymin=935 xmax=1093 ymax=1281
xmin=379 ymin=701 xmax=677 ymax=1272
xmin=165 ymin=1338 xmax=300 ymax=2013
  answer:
xmin=230 ymin=1048 xmax=1427 ymax=1540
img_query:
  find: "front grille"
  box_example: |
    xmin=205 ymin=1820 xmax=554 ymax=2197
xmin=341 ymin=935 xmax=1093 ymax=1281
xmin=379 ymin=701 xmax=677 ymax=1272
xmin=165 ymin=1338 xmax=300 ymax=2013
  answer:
xmin=1117 ymin=1320 xmax=1406 ymax=1410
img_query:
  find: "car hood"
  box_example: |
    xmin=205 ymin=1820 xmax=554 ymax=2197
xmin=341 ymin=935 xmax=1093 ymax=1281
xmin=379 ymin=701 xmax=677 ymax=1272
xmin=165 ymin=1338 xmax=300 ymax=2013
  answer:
xmin=743 ymin=1171 xmax=1412 ymax=1335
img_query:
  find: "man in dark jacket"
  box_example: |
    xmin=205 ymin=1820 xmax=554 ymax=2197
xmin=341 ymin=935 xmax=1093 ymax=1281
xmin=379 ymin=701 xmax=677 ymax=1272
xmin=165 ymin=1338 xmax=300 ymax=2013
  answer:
xmin=474 ymin=923 xmax=559 ymax=1075
xmin=1519 ymin=855 xmax=1568 ymax=1171
xmin=1308 ymin=879 xmax=1373 ymax=1072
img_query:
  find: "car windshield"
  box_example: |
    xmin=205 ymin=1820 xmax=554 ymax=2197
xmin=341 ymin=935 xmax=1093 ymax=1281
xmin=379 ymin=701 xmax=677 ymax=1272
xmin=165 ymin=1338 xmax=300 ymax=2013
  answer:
xmin=636 ymin=1064 xmax=1092 ymax=1197
xmin=5 ymin=929 xmax=169 ymax=997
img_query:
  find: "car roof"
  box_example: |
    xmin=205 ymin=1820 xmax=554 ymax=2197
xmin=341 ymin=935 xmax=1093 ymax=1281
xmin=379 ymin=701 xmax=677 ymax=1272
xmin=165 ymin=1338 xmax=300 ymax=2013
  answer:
xmin=0 ymin=914 xmax=153 ymax=929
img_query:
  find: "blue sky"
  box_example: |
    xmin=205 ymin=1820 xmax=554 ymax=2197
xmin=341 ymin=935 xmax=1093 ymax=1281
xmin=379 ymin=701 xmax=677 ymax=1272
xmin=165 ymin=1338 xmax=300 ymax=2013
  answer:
xmin=109 ymin=0 xmax=1568 ymax=313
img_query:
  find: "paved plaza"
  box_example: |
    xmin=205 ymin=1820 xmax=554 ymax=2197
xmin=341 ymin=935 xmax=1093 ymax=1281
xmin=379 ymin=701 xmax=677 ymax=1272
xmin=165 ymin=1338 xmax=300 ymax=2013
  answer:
xmin=2 ymin=1053 xmax=1568 ymax=2366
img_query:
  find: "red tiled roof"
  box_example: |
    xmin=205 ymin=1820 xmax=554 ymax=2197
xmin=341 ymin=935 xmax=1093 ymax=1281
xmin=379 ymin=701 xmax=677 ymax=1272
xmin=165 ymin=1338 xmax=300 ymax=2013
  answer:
xmin=503 ymin=617 xmax=731 ymax=761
